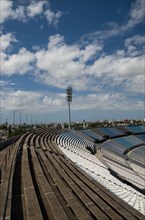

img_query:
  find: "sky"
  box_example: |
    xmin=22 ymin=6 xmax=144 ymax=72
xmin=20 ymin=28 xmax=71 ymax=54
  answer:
xmin=0 ymin=0 xmax=145 ymax=124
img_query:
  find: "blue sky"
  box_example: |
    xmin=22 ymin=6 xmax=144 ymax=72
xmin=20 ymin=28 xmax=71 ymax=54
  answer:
xmin=0 ymin=0 xmax=145 ymax=124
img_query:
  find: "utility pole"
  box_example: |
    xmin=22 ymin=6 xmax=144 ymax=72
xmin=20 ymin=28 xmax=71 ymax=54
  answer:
xmin=31 ymin=114 xmax=32 ymax=125
xmin=66 ymin=87 xmax=72 ymax=129
xmin=20 ymin=112 xmax=21 ymax=125
xmin=13 ymin=110 xmax=15 ymax=126
xmin=36 ymin=114 xmax=37 ymax=125
xmin=26 ymin=113 xmax=27 ymax=125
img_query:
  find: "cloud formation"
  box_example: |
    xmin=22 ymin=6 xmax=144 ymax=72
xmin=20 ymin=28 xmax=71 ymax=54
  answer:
xmin=0 ymin=0 xmax=13 ymax=23
xmin=124 ymin=34 xmax=145 ymax=47
xmin=81 ymin=0 xmax=145 ymax=42
xmin=1 ymin=31 xmax=144 ymax=95
xmin=1 ymin=47 xmax=35 ymax=76
xmin=0 ymin=33 xmax=17 ymax=51
xmin=1 ymin=88 xmax=143 ymax=115
xmin=34 ymin=33 xmax=144 ymax=96
xmin=35 ymin=34 xmax=103 ymax=90
xmin=0 ymin=0 xmax=144 ymax=118
xmin=27 ymin=1 xmax=44 ymax=17
xmin=44 ymin=9 xmax=63 ymax=26
xmin=0 ymin=0 xmax=63 ymax=25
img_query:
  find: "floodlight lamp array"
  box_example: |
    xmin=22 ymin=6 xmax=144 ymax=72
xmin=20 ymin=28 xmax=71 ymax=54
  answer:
xmin=66 ymin=87 xmax=72 ymax=102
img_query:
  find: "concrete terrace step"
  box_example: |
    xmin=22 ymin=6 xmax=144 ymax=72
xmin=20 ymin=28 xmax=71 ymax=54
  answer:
xmin=0 ymin=128 xmax=144 ymax=220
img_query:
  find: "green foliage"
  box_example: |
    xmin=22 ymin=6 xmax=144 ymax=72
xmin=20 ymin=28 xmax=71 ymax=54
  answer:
xmin=0 ymin=124 xmax=7 ymax=130
xmin=8 ymin=125 xmax=33 ymax=138
xmin=88 ymin=122 xmax=97 ymax=128
xmin=64 ymin=123 xmax=68 ymax=128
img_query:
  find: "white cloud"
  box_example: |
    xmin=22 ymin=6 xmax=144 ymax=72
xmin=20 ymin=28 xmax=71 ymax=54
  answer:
xmin=0 ymin=80 xmax=16 ymax=87
xmin=34 ymin=33 xmax=144 ymax=95
xmin=89 ymin=52 xmax=144 ymax=94
xmin=127 ymin=0 xmax=145 ymax=29
xmin=125 ymin=35 xmax=145 ymax=47
xmin=0 ymin=0 xmax=13 ymax=23
xmin=80 ymin=44 xmax=102 ymax=62
xmin=0 ymin=89 xmax=67 ymax=113
xmin=1 ymin=47 xmax=35 ymax=76
xmin=0 ymin=0 xmax=144 ymax=119
xmin=91 ymin=53 xmax=144 ymax=77
xmin=44 ymin=9 xmax=63 ymax=26
xmin=27 ymin=1 xmax=44 ymax=17
xmin=0 ymin=1 xmax=26 ymax=23
xmin=0 ymin=0 xmax=63 ymax=25
xmin=1 ymin=90 xmax=42 ymax=111
xmin=42 ymin=93 xmax=66 ymax=111
xmin=35 ymin=34 xmax=103 ymax=89
xmin=1 ymin=88 xmax=143 ymax=114
xmin=12 ymin=5 xmax=26 ymax=21
xmin=73 ymin=93 xmax=126 ymax=110
xmin=81 ymin=0 xmax=145 ymax=42
xmin=1 ymin=31 xmax=143 ymax=97
xmin=35 ymin=35 xmax=84 ymax=76
xmin=48 ymin=34 xmax=64 ymax=49
xmin=32 ymin=45 xmax=41 ymax=51
xmin=126 ymin=45 xmax=141 ymax=57
xmin=0 ymin=33 xmax=17 ymax=52
xmin=125 ymin=74 xmax=144 ymax=93
xmin=124 ymin=34 xmax=145 ymax=57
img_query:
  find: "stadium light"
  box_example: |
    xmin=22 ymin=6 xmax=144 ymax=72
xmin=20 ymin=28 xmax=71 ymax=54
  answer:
xmin=66 ymin=86 xmax=72 ymax=129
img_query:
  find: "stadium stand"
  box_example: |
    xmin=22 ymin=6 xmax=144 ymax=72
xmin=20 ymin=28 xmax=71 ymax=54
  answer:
xmin=56 ymin=128 xmax=145 ymax=216
xmin=0 ymin=127 xmax=145 ymax=219
xmin=79 ymin=129 xmax=104 ymax=142
xmin=127 ymin=126 xmax=145 ymax=134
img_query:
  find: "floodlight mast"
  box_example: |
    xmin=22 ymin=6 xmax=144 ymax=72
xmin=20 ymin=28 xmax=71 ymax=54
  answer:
xmin=66 ymin=87 xmax=72 ymax=129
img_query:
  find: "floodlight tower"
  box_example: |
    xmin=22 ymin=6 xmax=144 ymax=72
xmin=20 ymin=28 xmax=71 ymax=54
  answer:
xmin=66 ymin=87 xmax=72 ymax=129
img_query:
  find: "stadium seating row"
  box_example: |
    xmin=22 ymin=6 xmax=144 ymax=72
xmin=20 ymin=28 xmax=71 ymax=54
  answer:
xmin=55 ymin=130 xmax=145 ymax=215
